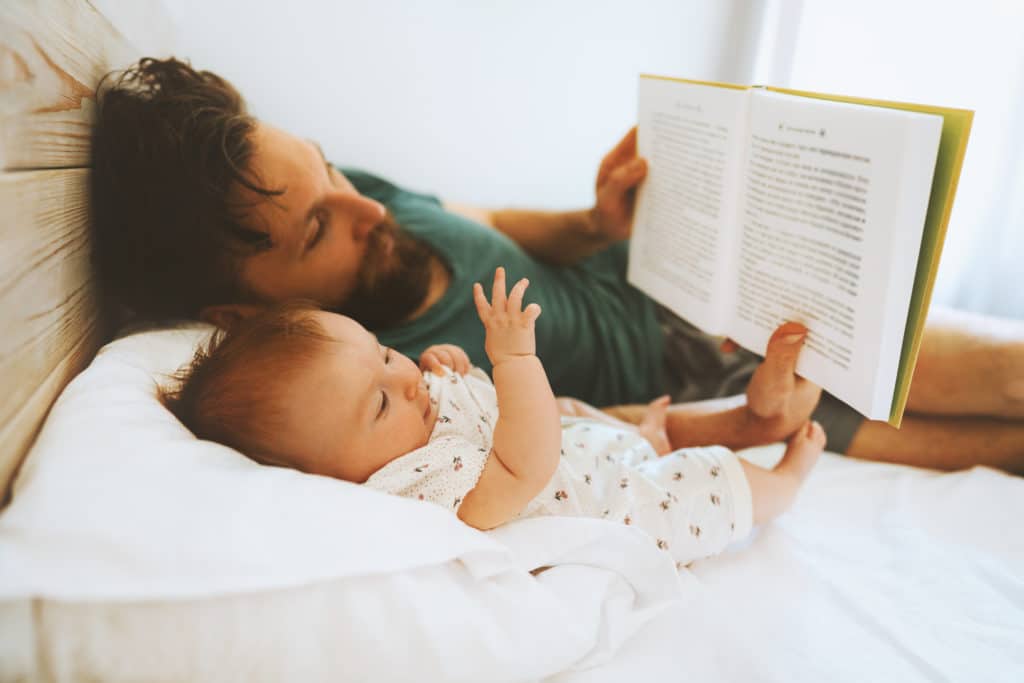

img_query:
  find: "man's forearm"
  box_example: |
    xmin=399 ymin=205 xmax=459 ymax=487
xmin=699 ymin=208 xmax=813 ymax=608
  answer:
xmin=491 ymin=208 xmax=612 ymax=266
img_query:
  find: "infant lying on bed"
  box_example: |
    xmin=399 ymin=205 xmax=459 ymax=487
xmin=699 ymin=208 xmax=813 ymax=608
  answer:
xmin=162 ymin=267 xmax=824 ymax=566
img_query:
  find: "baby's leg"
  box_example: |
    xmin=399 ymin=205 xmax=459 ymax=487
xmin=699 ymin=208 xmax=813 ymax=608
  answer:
xmin=739 ymin=421 xmax=825 ymax=525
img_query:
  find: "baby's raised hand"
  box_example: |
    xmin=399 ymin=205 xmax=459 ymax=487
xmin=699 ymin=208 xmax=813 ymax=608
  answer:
xmin=473 ymin=267 xmax=541 ymax=366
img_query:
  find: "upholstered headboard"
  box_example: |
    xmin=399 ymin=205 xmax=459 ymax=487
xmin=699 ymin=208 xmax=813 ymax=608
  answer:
xmin=0 ymin=0 xmax=171 ymax=502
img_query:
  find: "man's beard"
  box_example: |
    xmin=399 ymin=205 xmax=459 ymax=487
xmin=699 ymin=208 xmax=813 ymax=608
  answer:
xmin=333 ymin=213 xmax=436 ymax=330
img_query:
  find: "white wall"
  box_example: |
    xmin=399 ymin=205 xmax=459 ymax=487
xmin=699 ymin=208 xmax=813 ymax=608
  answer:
xmin=784 ymin=0 xmax=1024 ymax=312
xmin=161 ymin=0 xmax=763 ymax=208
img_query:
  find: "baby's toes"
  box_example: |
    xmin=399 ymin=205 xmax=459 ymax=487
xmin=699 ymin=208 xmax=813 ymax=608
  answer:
xmin=807 ymin=420 xmax=827 ymax=449
xmin=787 ymin=420 xmax=825 ymax=453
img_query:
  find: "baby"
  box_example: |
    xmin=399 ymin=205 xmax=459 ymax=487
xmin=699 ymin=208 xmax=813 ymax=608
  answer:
xmin=163 ymin=267 xmax=825 ymax=566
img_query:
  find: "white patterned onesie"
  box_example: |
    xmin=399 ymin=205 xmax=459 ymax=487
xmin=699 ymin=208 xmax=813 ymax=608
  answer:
xmin=365 ymin=367 xmax=753 ymax=566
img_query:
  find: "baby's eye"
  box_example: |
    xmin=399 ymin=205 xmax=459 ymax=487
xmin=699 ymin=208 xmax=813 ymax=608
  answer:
xmin=377 ymin=390 xmax=388 ymax=419
xmin=384 ymin=348 xmax=392 ymax=364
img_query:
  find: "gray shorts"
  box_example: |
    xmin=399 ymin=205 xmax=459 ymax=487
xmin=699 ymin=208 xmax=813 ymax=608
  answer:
xmin=655 ymin=305 xmax=863 ymax=453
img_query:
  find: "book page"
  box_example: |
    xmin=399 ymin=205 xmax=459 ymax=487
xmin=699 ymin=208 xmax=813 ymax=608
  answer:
xmin=628 ymin=77 xmax=750 ymax=334
xmin=725 ymin=89 xmax=941 ymax=418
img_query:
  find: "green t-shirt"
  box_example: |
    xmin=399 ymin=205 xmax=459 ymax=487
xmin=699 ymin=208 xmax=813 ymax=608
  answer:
xmin=346 ymin=168 xmax=666 ymax=407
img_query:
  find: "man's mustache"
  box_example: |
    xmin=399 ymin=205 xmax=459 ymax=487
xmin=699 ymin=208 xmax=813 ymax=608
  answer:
xmin=333 ymin=214 xmax=435 ymax=329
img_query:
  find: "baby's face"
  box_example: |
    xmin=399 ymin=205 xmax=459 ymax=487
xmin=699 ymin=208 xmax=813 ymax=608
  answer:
xmin=271 ymin=311 xmax=438 ymax=482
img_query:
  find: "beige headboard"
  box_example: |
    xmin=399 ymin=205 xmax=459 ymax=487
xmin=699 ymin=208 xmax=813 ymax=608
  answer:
xmin=0 ymin=0 xmax=171 ymax=502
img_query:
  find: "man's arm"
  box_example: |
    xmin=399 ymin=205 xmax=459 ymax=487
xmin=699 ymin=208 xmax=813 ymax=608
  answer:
xmin=445 ymin=203 xmax=607 ymax=266
xmin=442 ymin=128 xmax=648 ymax=267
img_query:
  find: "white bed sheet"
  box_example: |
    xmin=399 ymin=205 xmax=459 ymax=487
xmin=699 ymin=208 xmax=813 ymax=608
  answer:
xmin=559 ymin=448 xmax=1024 ymax=682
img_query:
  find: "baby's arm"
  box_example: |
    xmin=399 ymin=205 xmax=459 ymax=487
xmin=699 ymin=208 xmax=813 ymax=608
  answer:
xmin=457 ymin=268 xmax=562 ymax=530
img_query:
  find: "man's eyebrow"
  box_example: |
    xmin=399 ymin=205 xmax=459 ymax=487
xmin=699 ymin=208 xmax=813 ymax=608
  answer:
xmin=308 ymin=139 xmax=329 ymax=166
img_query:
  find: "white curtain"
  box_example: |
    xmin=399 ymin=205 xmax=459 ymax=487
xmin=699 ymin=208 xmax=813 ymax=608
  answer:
xmin=752 ymin=0 xmax=1024 ymax=318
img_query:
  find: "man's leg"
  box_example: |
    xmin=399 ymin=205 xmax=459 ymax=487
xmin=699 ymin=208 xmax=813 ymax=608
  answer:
xmin=839 ymin=307 xmax=1024 ymax=475
xmin=845 ymin=415 xmax=1024 ymax=475
xmin=907 ymin=307 xmax=1024 ymax=418
xmin=618 ymin=303 xmax=1024 ymax=472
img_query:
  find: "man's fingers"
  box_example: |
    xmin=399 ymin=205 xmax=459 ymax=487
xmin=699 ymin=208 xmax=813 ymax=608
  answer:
xmin=606 ymin=158 xmax=647 ymax=193
xmin=603 ymin=127 xmax=638 ymax=169
xmin=597 ymin=127 xmax=638 ymax=186
xmin=720 ymin=338 xmax=739 ymax=353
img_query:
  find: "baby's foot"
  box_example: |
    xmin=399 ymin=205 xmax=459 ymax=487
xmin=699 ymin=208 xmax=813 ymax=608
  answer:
xmin=774 ymin=420 xmax=825 ymax=482
xmin=743 ymin=323 xmax=823 ymax=443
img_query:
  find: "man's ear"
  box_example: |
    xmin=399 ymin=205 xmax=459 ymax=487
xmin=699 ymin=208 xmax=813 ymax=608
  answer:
xmin=199 ymin=303 xmax=267 ymax=329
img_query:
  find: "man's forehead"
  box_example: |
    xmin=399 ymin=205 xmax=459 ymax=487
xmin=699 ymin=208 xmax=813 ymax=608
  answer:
xmin=235 ymin=123 xmax=319 ymax=232
xmin=262 ymin=126 xmax=317 ymax=182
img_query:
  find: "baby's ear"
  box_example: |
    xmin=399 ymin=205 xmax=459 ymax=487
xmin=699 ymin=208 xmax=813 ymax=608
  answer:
xmin=199 ymin=303 xmax=267 ymax=330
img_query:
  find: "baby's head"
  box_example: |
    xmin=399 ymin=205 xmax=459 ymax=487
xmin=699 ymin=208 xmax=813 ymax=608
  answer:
xmin=162 ymin=304 xmax=438 ymax=482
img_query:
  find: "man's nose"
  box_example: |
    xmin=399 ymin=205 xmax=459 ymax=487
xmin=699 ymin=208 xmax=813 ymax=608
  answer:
xmin=339 ymin=193 xmax=385 ymax=242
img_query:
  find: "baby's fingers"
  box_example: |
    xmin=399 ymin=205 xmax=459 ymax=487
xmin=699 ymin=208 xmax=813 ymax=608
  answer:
xmin=523 ymin=302 xmax=542 ymax=323
xmin=507 ymin=277 xmax=529 ymax=313
xmin=490 ymin=267 xmax=508 ymax=311
xmin=452 ymin=346 xmax=471 ymax=374
xmin=419 ymin=352 xmax=445 ymax=376
xmin=473 ymin=282 xmax=491 ymax=321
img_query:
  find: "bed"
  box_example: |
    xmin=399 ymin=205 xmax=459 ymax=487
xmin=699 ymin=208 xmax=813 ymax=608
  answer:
xmin=1 ymin=2 xmax=1022 ymax=681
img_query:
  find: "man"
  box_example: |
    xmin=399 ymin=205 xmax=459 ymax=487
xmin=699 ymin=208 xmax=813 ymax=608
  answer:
xmin=90 ymin=57 xmax=1024 ymax=473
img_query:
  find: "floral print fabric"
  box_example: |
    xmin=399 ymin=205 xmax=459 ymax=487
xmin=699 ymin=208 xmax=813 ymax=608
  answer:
xmin=364 ymin=368 xmax=753 ymax=565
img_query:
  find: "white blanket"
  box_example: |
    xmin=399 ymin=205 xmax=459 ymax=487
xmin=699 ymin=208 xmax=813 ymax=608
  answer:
xmin=1 ymin=324 xmax=1020 ymax=680
xmin=558 ymin=448 xmax=1024 ymax=682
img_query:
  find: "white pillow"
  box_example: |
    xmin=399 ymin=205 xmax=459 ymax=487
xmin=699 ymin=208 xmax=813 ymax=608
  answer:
xmin=0 ymin=325 xmax=685 ymax=681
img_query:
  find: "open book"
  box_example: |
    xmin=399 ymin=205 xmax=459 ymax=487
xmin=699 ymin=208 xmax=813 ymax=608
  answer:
xmin=628 ymin=75 xmax=972 ymax=425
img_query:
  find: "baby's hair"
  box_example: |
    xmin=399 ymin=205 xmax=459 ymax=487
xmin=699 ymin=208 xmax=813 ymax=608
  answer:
xmin=160 ymin=302 xmax=332 ymax=466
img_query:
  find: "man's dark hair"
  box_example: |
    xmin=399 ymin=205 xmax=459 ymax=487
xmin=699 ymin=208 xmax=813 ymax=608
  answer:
xmin=90 ymin=57 xmax=278 ymax=320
